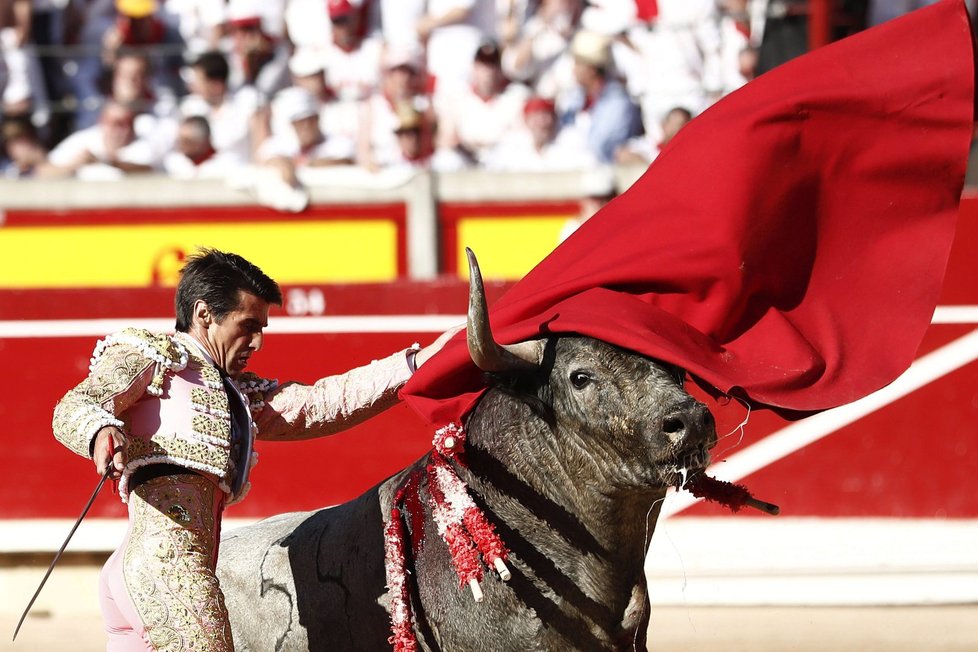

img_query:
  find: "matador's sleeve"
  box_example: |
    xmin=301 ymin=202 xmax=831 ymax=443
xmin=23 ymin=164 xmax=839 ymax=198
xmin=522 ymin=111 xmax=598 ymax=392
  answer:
xmin=249 ymin=348 xmax=416 ymax=441
xmin=52 ymin=329 xmax=188 ymax=458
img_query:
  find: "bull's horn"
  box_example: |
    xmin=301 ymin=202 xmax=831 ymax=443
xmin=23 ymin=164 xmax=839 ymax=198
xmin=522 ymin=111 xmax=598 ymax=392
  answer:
xmin=466 ymin=248 xmax=543 ymax=372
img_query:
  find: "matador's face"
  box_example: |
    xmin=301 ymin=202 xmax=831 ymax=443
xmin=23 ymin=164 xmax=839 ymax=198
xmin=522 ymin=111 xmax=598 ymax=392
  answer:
xmin=203 ymin=290 xmax=269 ymax=378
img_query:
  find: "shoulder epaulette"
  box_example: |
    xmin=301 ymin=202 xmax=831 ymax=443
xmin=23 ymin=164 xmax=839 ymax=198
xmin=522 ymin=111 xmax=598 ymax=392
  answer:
xmin=90 ymin=328 xmax=189 ymax=396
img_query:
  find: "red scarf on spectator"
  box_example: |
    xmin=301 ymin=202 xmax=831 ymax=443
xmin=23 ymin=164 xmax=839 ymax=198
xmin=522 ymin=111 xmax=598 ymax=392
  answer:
xmin=402 ymin=0 xmax=976 ymax=426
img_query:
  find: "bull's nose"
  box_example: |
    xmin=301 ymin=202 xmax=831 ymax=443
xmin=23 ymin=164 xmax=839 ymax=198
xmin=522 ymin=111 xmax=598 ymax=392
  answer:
xmin=661 ymin=403 xmax=716 ymax=447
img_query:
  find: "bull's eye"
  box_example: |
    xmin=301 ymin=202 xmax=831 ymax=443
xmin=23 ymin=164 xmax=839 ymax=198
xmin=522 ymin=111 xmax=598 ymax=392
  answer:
xmin=570 ymin=370 xmax=592 ymax=389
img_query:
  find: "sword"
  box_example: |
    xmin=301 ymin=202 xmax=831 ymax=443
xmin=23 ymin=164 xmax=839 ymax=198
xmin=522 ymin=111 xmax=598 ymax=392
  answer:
xmin=12 ymin=466 xmax=113 ymax=641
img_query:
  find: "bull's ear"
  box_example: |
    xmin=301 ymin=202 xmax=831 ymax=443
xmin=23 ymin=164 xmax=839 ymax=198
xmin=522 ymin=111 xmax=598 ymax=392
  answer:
xmin=487 ymin=374 xmax=557 ymax=431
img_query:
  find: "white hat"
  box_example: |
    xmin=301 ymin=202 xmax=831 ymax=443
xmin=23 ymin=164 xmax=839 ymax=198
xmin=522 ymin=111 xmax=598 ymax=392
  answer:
xmin=276 ymin=87 xmax=319 ymax=123
xmin=383 ymin=45 xmax=423 ymax=72
xmin=289 ymin=50 xmax=325 ymax=77
xmin=570 ymin=30 xmax=613 ymax=69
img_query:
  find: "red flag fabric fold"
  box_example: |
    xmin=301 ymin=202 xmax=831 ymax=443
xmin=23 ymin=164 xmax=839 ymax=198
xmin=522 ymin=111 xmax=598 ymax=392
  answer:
xmin=403 ymin=0 xmax=977 ymax=426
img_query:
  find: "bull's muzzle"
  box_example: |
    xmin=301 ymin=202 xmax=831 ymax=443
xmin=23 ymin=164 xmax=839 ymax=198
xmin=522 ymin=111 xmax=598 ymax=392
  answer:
xmin=662 ymin=402 xmax=717 ymax=450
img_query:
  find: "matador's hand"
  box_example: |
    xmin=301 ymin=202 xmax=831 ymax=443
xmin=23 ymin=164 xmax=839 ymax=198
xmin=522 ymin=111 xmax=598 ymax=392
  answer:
xmin=415 ymin=324 xmax=465 ymax=369
xmin=93 ymin=426 xmax=127 ymax=479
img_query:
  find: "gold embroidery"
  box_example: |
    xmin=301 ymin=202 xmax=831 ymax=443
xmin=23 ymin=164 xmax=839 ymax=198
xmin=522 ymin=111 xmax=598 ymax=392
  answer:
xmin=127 ymin=438 xmax=228 ymax=474
xmin=191 ymin=388 xmax=230 ymax=419
xmin=124 ymin=474 xmax=233 ymax=651
xmin=53 ymin=348 xmax=153 ymax=457
xmin=192 ymin=414 xmax=232 ymax=443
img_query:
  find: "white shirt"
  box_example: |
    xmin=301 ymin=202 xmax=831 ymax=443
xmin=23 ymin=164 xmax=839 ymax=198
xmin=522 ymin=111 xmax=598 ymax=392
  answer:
xmin=621 ymin=0 xmax=723 ymax=125
xmin=483 ymin=126 xmax=596 ymax=172
xmin=425 ymin=0 xmax=497 ymax=86
xmin=257 ymin=132 xmax=356 ymax=164
xmin=321 ymin=36 xmax=384 ymax=102
xmin=180 ymin=87 xmax=261 ymax=165
xmin=163 ymin=150 xmax=244 ymax=179
xmin=48 ymin=124 xmax=162 ymax=170
xmin=437 ymin=81 xmax=531 ymax=164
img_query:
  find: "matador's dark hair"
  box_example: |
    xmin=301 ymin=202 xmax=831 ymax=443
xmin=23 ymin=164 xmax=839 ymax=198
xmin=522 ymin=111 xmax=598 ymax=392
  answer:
xmin=174 ymin=248 xmax=282 ymax=332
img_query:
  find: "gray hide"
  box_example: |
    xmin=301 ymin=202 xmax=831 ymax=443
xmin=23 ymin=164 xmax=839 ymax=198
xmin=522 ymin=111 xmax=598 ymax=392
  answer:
xmin=217 ymin=337 xmax=716 ymax=651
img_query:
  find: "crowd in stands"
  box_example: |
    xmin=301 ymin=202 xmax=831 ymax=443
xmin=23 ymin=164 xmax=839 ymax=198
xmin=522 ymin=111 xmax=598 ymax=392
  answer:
xmin=0 ymin=0 xmax=931 ymax=194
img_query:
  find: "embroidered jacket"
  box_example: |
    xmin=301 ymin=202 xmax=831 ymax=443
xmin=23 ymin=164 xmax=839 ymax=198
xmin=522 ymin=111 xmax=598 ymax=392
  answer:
xmin=53 ymin=328 xmax=415 ymax=504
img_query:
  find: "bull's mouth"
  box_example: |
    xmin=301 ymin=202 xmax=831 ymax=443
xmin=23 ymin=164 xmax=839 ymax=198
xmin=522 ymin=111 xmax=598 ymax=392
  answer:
xmin=659 ymin=444 xmax=712 ymax=489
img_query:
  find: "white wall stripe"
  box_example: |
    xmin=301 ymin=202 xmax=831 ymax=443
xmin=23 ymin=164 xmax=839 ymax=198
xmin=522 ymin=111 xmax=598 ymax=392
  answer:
xmin=1 ymin=305 xmax=976 ymax=339
xmin=0 ymin=315 xmax=466 ymax=338
xmin=931 ymin=305 xmax=978 ymax=323
xmin=663 ymin=327 xmax=978 ymax=517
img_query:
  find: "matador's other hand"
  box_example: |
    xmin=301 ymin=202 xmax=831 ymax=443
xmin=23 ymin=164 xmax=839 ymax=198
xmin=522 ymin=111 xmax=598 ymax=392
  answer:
xmin=93 ymin=425 xmax=128 ymax=479
xmin=415 ymin=324 xmax=465 ymax=369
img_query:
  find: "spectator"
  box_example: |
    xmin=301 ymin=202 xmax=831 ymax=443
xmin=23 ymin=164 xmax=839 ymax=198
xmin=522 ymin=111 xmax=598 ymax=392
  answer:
xmin=1 ymin=0 xmax=50 ymax=125
xmin=163 ymin=114 xmax=240 ymax=178
xmin=321 ymin=0 xmax=383 ymax=103
xmin=180 ymin=50 xmax=262 ymax=165
xmin=501 ymin=0 xmax=582 ymax=98
xmin=484 ymin=94 xmax=595 ymax=171
xmin=615 ymin=105 xmax=692 ymax=165
xmin=382 ymin=100 xmax=436 ymax=172
xmin=558 ymin=29 xmax=641 ymax=164
xmin=225 ymin=0 xmax=290 ymax=98
xmin=717 ymin=0 xmax=755 ymax=93
xmin=101 ymin=0 xmax=185 ymax=99
xmin=1 ymin=116 xmax=47 ymax=176
xmin=109 ymin=51 xmax=176 ymax=118
xmin=615 ymin=0 xmax=723 ymax=135
xmin=39 ymin=99 xmax=161 ymax=177
xmin=357 ymin=45 xmax=432 ymax=171
xmin=166 ymin=0 xmax=226 ymax=55
xmin=418 ymin=0 xmax=497 ymax=90
xmin=105 ymin=51 xmax=177 ymax=163
xmin=65 ymin=0 xmax=119 ymax=129
xmin=258 ymin=86 xmax=355 ymax=181
xmin=434 ymin=39 xmax=530 ymax=166
xmin=28 ymin=0 xmax=72 ymax=142
xmin=285 ymin=50 xmax=359 ymax=141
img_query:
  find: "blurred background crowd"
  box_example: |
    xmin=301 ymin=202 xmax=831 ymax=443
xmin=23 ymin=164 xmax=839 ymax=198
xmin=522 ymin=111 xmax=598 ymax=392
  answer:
xmin=0 ymin=0 xmax=955 ymax=188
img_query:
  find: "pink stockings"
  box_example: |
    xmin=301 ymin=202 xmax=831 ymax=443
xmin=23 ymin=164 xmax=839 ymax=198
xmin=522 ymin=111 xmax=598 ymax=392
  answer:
xmin=99 ymin=473 xmax=233 ymax=651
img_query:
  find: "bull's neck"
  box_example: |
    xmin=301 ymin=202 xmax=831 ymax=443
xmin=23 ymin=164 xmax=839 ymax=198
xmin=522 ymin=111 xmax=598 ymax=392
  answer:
xmin=456 ymin=438 xmax=666 ymax=631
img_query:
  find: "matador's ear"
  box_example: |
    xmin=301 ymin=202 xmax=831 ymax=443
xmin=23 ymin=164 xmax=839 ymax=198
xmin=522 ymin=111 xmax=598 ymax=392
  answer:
xmin=193 ymin=299 xmax=212 ymax=326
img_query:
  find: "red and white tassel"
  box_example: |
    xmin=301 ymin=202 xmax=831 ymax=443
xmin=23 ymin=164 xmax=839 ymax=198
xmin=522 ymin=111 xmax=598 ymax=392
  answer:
xmin=427 ymin=463 xmax=485 ymax=601
xmin=431 ymin=457 xmax=511 ymax=581
xmin=384 ymin=507 xmax=417 ymax=651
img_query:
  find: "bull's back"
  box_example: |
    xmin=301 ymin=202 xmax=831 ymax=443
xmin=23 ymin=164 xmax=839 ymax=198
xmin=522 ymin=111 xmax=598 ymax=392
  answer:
xmin=218 ymin=487 xmax=393 ymax=651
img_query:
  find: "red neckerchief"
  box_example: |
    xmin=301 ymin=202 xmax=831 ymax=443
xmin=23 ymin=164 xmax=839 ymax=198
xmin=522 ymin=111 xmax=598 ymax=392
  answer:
xmin=582 ymin=79 xmax=605 ymax=112
xmin=190 ymin=146 xmax=216 ymax=166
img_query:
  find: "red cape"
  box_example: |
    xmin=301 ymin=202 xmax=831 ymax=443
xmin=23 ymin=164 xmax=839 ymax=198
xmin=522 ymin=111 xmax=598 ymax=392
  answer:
xmin=403 ymin=0 xmax=977 ymax=426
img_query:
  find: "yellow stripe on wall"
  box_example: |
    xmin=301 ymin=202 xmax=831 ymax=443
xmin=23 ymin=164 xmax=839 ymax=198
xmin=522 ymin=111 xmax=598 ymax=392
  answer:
xmin=456 ymin=215 xmax=574 ymax=280
xmin=0 ymin=220 xmax=399 ymax=288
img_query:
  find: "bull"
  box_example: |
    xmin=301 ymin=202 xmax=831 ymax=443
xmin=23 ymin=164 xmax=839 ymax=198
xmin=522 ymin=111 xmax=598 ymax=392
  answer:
xmin=217 ymin=250 xmax=717 ymax=651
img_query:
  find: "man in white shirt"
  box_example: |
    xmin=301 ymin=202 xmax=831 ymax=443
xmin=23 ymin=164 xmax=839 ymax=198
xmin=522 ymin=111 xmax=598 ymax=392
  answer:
xmin=484 ymin=95 xmax=596 ymax=171
xmin=434 ymin=40 xmax=530 ymax=166
xmin=40 ymin=100 xmax=161 ymax=178
xmin=418 ymin=0 xmax=497 ymax=89
xmin=164 ymin=115 xmax=243 ymax=179
xmin=258 ymin=87 xmax=355 ymax=185
xmin=180 ymin=50 xmax=262 ymax=166
xmin=321 ymin=0 xmax=384 ymax=102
